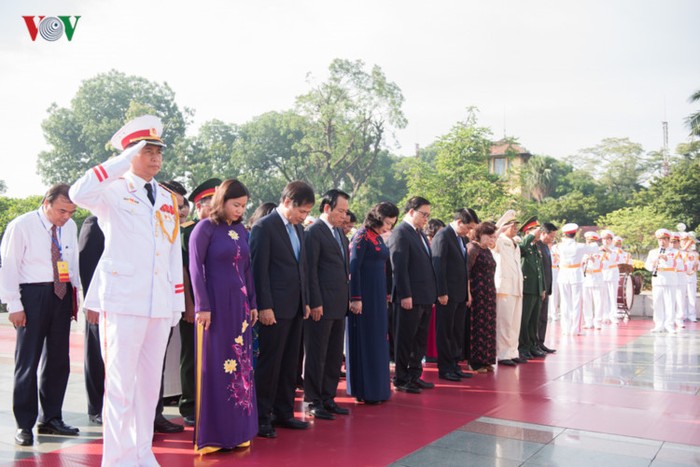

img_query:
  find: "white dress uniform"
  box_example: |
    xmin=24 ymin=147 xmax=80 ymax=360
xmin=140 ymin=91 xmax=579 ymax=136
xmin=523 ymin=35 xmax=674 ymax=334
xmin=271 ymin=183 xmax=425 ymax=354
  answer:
xmin=557 ymin=227 xmax=600 ymax=336
xmin=549 ymin=243 xmax=560 ymax=321
xmin=582 ymin=243 xmax=604 ymax=329
xmin=492 ymin=232 xmax=523 ymax=361
xmin=671 ymin=245 xmax=687 ymax=328
xmin=644 ymin=233 xmax=677 ymax=333
xmin=70 ymin=118 xmax=184 ymax=467
xmin=684 ymin=244 xmax=699 ymax=322
xmin=600 ymin=231 xmax=620 ymax=324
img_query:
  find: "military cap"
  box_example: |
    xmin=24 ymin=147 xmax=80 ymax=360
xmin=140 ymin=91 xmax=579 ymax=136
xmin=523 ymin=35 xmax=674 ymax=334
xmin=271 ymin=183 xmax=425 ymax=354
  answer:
xmin=189 ymin=178 xmax=222 ymax=205
xmin=111 ymin=115 xmax=166 ymax=151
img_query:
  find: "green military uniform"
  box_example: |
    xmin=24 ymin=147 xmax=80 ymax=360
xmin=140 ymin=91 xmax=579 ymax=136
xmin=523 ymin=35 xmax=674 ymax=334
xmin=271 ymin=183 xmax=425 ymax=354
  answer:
xmin=519 ymin=217 xmax=546 ymax=357
xmin=178 ymin=219 xmax=196 ymax=420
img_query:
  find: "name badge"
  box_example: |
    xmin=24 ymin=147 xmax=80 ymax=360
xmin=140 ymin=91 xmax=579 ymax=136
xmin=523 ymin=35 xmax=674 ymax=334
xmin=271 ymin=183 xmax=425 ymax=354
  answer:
xmin=57 ymin=261 xmax=70 ymax=282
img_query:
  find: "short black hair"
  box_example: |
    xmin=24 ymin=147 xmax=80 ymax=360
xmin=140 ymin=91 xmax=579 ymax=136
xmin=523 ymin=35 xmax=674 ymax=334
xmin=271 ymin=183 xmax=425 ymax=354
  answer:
xmin=466 ymin=208 xmax=480 ymax=224
xmin=280 ymin=181 xmax=315 ymax=207
xmin=404 ymin=196 xmax=430 ymax=214
xmin=319 ymin=189 xmax=350 ymax=213
xmin=454 ymin=208 xmax=475 ymax=224
xmin=364 ymin=202 xmax=400 ymax=230
xmin=542 ymin=222 xmax=558 ymax=233
xmin=346 ymin=210 xmax=357 ymax=223
xmin=44 ymin=184 xmax=72 ymax=204
xmin=161 ymin=180 xmax=187 ymax=197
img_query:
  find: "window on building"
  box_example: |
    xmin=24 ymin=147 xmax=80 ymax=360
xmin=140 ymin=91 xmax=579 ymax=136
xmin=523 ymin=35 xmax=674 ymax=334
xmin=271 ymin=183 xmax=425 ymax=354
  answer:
xmin=493 ymin=157 xmax=506 ymax=176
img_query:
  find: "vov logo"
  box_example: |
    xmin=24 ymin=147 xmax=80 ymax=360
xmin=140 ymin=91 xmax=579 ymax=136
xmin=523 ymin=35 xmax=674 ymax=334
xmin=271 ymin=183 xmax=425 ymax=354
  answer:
xmin=22 ymin=16 xmax=81 ymax=42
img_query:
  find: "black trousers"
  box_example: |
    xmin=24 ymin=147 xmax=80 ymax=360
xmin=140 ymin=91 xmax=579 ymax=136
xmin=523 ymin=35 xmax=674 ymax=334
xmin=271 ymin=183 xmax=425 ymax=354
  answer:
xmin=435 ymin=299 xmax=467 ymax=375
xmin=178 ymin=319 xmax=195 ymax=418
xmin=256 ymin=313 xmax=303 ymax=424
xmin=155 ymin=329 xmax=173 ymax=417
xmin=519 ymin=294 xmax=542 ymax=354
xmin=537 ymin=294 xmax=550 ymax=346
xmin=393 ymin=303 xmax=432 ymax=385
xmin=84 ymin=318 xmax=104 ymax=416
xmin=14 ymin=284 xmax=72 ymax=429
xmin=303 ymin=317 xmax=345 ymax=405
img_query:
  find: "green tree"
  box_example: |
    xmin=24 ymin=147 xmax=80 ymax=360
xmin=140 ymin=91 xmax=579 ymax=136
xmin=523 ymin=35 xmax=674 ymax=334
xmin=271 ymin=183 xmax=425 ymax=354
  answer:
xmin=295 ymin=59 xmax=407 ymax=197
xmin=37 ymin=70 xmax=191 ymax=185
xmin=403 ymin=110 xmax=510 ymax=221
xmin=635 ymin=159 xmax=700 ymax=229
xmin=173 ymin=119 xmax=239 ymax=190
xmin=597 ymin=206 xmax=674 ymax=258
xmin=687 ymin=89 xmax=700 ymax=136
xmin=536 ymin=191 xmax=600 ymax=227
xmin=522 ymin=155 xmax=553 ymax=202
xmin=351 ymin=151 xmax=407 ymax=217
xmin=233 ymin=111 xmax=309 ymax=206
xmin=567 ymin=137 xmax=648 ymax=205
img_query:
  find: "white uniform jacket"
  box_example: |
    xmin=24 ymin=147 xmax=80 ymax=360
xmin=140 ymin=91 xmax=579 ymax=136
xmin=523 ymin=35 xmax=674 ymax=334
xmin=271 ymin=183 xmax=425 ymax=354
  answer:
xmin=557 ymin=238 xmax=600 ymax=285
xmin=69 ymin=145 xmax=184 ymax=321
xmin=491 ymin=233 xmax=523 ymax=297
xmin=644 ymin=248 xmax=677 ymax=287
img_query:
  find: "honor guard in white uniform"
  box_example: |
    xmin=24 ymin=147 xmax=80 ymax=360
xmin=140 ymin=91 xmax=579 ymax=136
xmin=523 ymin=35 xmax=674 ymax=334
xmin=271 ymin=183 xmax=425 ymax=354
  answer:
xmin=582 ymin=231 xmax=604 ymax=329
xmin=644 ymin=229 xmax=677 ymax=333
xmin=681 ymin=233 xmax=698 ymax=322
xmin=614 ymin=236 xmax=632 ymax=268
xmin=600 ymin=230 xmax=620 ymax=325
xmin=69 ymin=115 xmax=185 ymax=467
xmin=549 ymin=241 xmax=560 ymax=322
xmin=669 ymin=233 xmax=687 ymax=329
xmin=557 ymin=223 xmax=600 ymax=336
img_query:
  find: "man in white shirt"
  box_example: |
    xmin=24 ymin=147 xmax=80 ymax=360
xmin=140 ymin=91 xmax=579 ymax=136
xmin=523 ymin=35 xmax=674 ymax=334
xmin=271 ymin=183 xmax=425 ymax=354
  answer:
xmin=0 ymin=184 xmax=80 ymax=446
xmin=69 ymin=115 xmax=184 ymax=466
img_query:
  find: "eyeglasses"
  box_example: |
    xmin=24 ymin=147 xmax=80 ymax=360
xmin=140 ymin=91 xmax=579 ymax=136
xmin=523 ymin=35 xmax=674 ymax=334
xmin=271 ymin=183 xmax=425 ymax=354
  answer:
xmin=415 ymin=210 xmax=431 ymax=219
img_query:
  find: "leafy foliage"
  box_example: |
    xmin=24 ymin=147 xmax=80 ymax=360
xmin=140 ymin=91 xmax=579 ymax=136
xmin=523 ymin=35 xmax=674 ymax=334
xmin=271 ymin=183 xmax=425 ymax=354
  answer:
xmin=597 ymin=206 xmax=674 ymax=258
xmin=37 ymin=70 xmax=191 ymax=185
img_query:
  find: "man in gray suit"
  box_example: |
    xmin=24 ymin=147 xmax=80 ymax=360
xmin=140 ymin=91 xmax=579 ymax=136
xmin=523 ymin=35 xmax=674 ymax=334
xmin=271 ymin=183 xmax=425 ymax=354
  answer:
xmin=303 ymin=189 xmax=351 ymax=420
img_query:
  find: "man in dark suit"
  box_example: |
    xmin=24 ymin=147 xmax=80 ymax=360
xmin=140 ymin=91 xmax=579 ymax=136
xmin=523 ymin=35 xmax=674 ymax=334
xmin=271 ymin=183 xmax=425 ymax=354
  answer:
xmin=78 ymin=215 xmax=105 ymax=425
xmin=387 ymin=196 xmax=438 ymax=394
xmin=250 ymin=181 xmax=315 ymax=439
xmin=303 ymin=189 xmax=351 ymax=421
xmin=431 ymin=208 xmax=476 ymax=381
xmin=535 ymin=223 xmax=558 ymax=353
xmin=518 ymin=217 xmax=546 ymax=360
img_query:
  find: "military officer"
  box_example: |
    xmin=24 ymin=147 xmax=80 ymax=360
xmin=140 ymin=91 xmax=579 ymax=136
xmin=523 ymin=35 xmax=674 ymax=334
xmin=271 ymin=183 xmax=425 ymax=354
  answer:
xmin=680 ymin=233 xmax=698 ymax=322
xmin=518 ymin=217 xmax=546 ymax=359
xmin=557 ymin=223 xmax=600 ymax=336
xmin=582 ymin=231 xmax=604 ymax=330
xmin=670 ymin=232 xmax=687 ymax=329
xmin=644 ymin=229 xmax=677 ymax=333
xmin=600 ymin=230 xmax=620 ymax=325
xmin=69 ymin=115 xmax=185 ymax=466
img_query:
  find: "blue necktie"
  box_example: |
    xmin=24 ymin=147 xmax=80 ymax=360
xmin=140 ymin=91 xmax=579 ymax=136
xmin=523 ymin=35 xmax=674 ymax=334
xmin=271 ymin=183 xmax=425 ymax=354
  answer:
xmin=286 ymin=223 xmax=300 ymax=261
xmin=459 ymin=237 xmax=467 ymax=258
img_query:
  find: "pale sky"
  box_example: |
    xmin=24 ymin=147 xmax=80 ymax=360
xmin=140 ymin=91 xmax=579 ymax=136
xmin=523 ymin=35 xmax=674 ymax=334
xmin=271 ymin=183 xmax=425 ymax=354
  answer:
xmin=1 ymin=0 xmax=699 ymax=197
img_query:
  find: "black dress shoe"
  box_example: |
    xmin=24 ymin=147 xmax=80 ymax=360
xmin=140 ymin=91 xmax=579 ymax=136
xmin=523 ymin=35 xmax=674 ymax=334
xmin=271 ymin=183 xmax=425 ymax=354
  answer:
xmin=395 ymin=381 xmax=422 ymax=394
xmin=37 ymin=419 xmax=79 ymax=436
xmin=498 ymin=359 xmax=517 ymax=366
xmin=183 ymin=415 xmax=195 ymax=426
xmin=414 ymin=378 xmax=435 ymax=389
xmin=257 ymin=424 xmax=277 ymax=438
xmin=530 ymin=348 xmax=546 ymax=358
xmin=154 ymin=415 xmax=185 ymax=433
xmin=89 ymin=413 xmax=102 ymax=425
xmin=438 ymin=372 xmax=461 ymax=382
xmin=540 ymin=344 xmax=556 ymax=353
xmin=454 ymin=368 xmax=473 ymax=379
xmin=512 ymin=357 xmax=528 ymax=364
xmin=274 ymin=418 xmax=310 ymax=430
xmin=324 ymin=401 xmax=350 ymax=415
xmin=308 ymin=405 xmax=335 ymax=420
xmin=520 ymin=352 xmax=533 ymax=360
xmin=15 ymin=429 xmax=33 ymax=446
